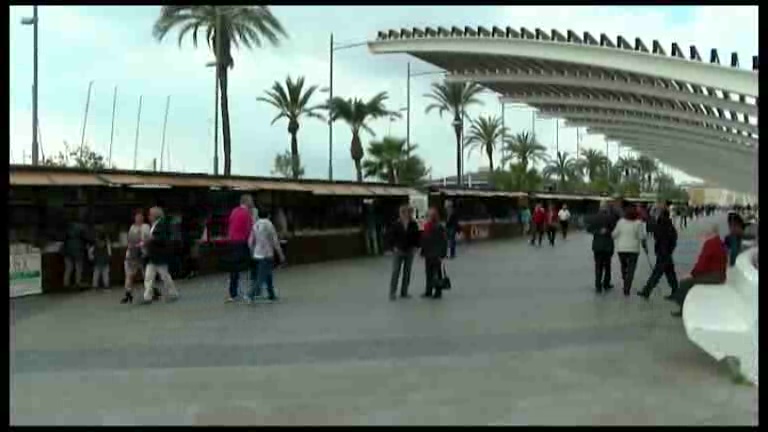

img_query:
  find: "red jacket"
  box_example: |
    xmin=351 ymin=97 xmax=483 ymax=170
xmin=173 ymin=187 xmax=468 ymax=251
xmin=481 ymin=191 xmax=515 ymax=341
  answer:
xmin=546 ymin=209 xmax=558 ymax=226
xmin=532 ymin=208 xmax=546 ymax=225
xmin=691 ymin=235 xmax=728 ymax=282
xmin=227 ymin=205 xmax=253 ymax=243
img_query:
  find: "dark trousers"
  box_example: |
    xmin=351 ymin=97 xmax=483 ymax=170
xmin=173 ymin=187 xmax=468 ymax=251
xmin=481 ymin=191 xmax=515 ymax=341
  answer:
xmin=546 ymin=226 xmax=557 ymax=246
xmin=424 ymin=257 xmax=443 ymax=298
xmin=390 ymin=250 xmax=414 ymax=297
xmin=447 ymin=228 xmax=457 ymax=258
xmin=530 ymin=224 xmax=544 ymax=246
xmin=248 ymin=257 xmax=276 ymax=300
xmin=617 ymin=252 xmax=639 ymax=293
xmin=681 ymin=216 xmax=688 ymax=229
xmin=593 ymin=251 xmax=613 ymax=290
xmin=671 ymin=273 xmax=724 ymax=307
xmin=561 ymin=220 xmax=569 ymax=239
xmin=642 ymin=254 xmax=678 ymax=295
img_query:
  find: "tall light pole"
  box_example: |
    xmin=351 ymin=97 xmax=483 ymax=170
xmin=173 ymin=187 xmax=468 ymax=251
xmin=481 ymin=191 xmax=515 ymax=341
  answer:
xmin=160 ymin=95 xmax=171 ymax=171
xmin=328 ymin=34 xmax=368 ymax=181
xmin=80 ymin=80 xmax=94 ymax=153
xmin=21 ymin=6 xmax=39 ymax=165
xmin=133 ymin=95 xmax=143 ymax=171
xmin=408 ymin=67 xmax=446 ymax=156
xmin=108 ymin=85 xmax=118 ymax=167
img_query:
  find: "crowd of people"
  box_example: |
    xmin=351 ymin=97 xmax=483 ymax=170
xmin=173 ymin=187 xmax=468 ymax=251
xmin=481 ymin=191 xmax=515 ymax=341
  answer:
xmin=57 ymin=191 xmax=752 ymax=317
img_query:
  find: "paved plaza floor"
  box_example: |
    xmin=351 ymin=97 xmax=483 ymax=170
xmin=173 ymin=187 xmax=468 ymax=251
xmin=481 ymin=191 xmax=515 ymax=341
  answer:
xmin=10 ymin=214 xmax=758 ymax=425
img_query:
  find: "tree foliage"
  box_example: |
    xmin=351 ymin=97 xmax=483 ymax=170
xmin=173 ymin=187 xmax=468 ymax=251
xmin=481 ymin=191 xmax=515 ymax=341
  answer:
xmin=361 ymin=136 xmax=430 ymax=186
xmin=271 ymin=150 xmax=304 ymax=179
xmin=41 ymin=142 xmax=109 ymax=170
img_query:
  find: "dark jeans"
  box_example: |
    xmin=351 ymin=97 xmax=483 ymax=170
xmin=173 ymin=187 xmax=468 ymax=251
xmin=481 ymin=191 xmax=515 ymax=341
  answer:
xmin=561 ymin=220 xmax=569 ymax=239
xmin=617 ymin=252 xmax=639 ymax=293
xmin=671 ymin=273 xmax=724 ymax=307
xmin=424 ymin=257 xmax=443 ymax=298
xmin=226 ymin=242 xmax=251 ymax=299
xmin=530 ymin=224 xmax=544 ymax=246
xmin=247 ymin=257 xmax=276 ymax=300
xmin=447 ymin=228 xmax=457 ymax=258
xmin=593 ymin=251 xmax=613 ymax=290
xmin=390 ymin=250 xmax=414 ymax=297
xmin=642 ymin=254 xmax=679 ymax=295
xmin=546 ymin=226 xmax=557 ymax=246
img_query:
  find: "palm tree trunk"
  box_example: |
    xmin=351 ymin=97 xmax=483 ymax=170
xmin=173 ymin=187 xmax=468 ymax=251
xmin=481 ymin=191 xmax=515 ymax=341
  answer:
xmin=218 ymin=65 xmax=232 ymax=176
xmin=350 ymin=133 xmax=364 ymax=183
xmin=487 ymin=149 xmax=494 ymax=173
xmin=290 ymin=130 xmax=299 ymax=179
xmin=354 ymin=159 xmax=363 ymax=182
xmin=453 ymin=119 xmax=462 ymax=186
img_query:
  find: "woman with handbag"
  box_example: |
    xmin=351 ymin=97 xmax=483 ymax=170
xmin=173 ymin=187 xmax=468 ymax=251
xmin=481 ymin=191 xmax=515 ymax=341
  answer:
xmin=421 ymin=207 xmax=449 ymax=300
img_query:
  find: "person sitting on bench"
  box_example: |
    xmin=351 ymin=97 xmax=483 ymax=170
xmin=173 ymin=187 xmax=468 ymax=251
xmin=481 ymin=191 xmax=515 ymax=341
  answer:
xmin=668 ymin=224 xmax=727 ymax=317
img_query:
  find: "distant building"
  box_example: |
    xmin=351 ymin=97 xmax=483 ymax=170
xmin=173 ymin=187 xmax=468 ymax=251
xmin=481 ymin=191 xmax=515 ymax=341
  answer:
xmin=682 ymin=183 xmax=757 ymax=206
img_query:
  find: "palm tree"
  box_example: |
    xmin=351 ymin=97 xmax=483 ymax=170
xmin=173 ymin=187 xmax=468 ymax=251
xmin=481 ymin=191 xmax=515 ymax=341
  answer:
xmin=636 ymin=155 xmax=658 ymax=192
xmin=464 ymin=115 xmax=507 ymax=172
xmin=501 ymin=131 xmax=549 ymax=172
xmin=362 ymin=137 xmax=405 ymax=184
xmin=615 ymin=155 xmax=640 ymax=184
xmin=424 ymin=81 xmax=485 ymax=185
xmin=258 ymin=76 xmax=325 ymax=179
xmin=576 ymin=148 xmax=608 ymax=183
xmin=153 ymin=6 xmax=286 ymax=176
xmin=543 ymin=151 xmax=580 ymax=191
xmin=509 ymin=163 xmax=544 ymax=192
xmin=327 ymin=92 xmax=399 ymax=182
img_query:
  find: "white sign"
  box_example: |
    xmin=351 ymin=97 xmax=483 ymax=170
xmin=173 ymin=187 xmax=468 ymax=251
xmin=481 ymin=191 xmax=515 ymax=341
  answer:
xmin=9 ymin=243 xmax=43 ymax=298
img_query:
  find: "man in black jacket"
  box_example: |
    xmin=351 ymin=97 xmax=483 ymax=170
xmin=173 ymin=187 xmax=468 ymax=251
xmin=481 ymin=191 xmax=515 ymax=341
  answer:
xmin=637 ymin=209 xmax=679 ymax=299
xmin=421 ymin=207 xmax=448 ymax=299
xmin=445 ymin=202 xmax=459 ymax=259
xmin=586 ymin=201 xmax=618 ymax=294
xmin=388 ymin=205 xmax=421 ymax=300
xmin=143 ymin=206 xmax=179 ymax=304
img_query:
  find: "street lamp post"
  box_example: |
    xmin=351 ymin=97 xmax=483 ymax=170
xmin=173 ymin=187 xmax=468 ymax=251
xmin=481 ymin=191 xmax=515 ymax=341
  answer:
xmin=80 ymin=80 xmax=94 ymax=154
xmin=407 ymin=67 xmax=446 ymax=156
xmin=206 ymin=61 xmax=219 ymax=176
xmin=328 ymin=34 xmax=368 ymax=181
xmin=21 ymin=6 xmax=39 ymax=165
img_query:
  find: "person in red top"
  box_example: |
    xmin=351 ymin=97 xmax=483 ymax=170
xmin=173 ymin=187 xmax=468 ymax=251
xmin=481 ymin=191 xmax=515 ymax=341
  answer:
xmin=545 ymin=203 xmax=559 ymax=247
xmin=529 ymin=203 xmax=547 ymax=247
xmin=225 ymin=194 xmax=254 ymax=302
xmin=668 ymin=223 xmax=728 ymax=317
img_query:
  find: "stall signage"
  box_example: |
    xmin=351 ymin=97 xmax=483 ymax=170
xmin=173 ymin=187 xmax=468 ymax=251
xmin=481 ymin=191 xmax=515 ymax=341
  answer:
xmin=9 ymin=243 xmax=43 ymax=298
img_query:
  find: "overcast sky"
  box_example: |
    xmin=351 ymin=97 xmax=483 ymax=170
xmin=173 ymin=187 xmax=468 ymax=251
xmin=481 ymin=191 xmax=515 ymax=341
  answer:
xmin=9 ymin=5 xmax=758 ymax=183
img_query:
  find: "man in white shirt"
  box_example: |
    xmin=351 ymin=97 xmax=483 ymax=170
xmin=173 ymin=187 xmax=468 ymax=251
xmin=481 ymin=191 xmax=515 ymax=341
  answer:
xmin=244 ymin=208 xmax=285 ymax=304
xmin=558 ymin=204 xmax=572 ymax=240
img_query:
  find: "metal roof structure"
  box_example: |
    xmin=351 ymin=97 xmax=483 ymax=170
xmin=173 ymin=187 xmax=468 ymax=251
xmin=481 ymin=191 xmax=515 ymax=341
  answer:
xmin=368 ymin=26 xmax=759 ymax=194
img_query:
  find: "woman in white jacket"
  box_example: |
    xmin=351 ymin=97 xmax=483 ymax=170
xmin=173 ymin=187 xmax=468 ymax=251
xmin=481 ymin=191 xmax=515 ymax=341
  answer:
xmin=612 ymin=206 xmax=648 ymax=296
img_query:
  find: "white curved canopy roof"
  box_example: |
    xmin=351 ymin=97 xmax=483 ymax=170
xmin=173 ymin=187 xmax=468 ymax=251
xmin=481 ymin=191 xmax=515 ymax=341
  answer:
xmin=368 ymin=26 xmax=758 ymax=193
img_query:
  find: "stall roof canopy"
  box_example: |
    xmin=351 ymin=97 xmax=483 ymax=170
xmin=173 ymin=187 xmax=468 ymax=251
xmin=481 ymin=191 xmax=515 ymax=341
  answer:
xmin=8 ymin=165 xmax=420 ymax=198
xmin=433 ymin=188 xmax=527 ymax=198
xmin=369 ymin=27 xmax=758 ymax=194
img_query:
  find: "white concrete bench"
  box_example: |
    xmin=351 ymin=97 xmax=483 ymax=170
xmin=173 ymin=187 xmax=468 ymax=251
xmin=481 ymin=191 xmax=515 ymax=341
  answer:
xmin=682 ymin=247 xmax=759 ymax=385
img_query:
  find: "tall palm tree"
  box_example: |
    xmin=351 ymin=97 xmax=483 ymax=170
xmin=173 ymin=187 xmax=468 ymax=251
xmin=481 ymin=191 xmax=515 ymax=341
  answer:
xmin=501 ymin=131 xmax=548 ymax=172
xmin=543 ymin=151 xmax=580 ymax=191
xmin=509 ymin=163 xmax=544 ymax=192
xmin=424 ymin=81 xmax=485 ymax=185
xmin=327 ymin=92 xmax=399 ymax=182
xmin=464 ymin=115 xmax=507 ymax=172
xmin=153 ymin=6 xmax=286 ymax=176
xmin=636 ymin=155 xmax=658 ymax=192
xmin=258 ymin=76 xmax=325 ymax=179
xmin=615 ymin=155 xmax=639 ymax=183
xmin=576 ymin=148 xmax=608 ymax=183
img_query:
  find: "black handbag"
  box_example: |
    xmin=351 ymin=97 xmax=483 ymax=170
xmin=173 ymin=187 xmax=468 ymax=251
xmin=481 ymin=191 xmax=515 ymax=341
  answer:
xmin=437 ymin=262 xmax=451 ymax=290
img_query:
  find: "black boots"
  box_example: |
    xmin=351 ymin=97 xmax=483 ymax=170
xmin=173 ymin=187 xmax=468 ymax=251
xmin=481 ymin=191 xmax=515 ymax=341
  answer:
xmin=120 ymin=292 xmax=133 ymax=304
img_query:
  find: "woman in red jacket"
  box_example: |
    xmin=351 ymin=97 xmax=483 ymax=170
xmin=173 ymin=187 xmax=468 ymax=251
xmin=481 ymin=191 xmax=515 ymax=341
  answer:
xmin=667 ymin=223 xmax=727 ymax=317
xmin=545 ymin=203 xmax=559 ymax=247
xmin=529 ymin=203 xmax=547 ymax=247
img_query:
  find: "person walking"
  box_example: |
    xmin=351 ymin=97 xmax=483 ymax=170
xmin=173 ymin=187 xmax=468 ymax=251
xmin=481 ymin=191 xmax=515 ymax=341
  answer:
xmin=387 ymin=205 xmax=420 ymax=301
xmin=668 ymin=224 xmax=727 ymax=317
xmin=421 ymin=207 xmax=448 ymax=300
xmin=142 ymin=206 xmax=179 ymax=304
xmin=445 ymin=202 xmax=460 ymax=259
xmin=723 ymin=214 xmax=745 ymax=267
xmin=121 ymin=210 xmax=151 ymax=304
xmin=612 ymin=206 xmax=647 ymax=296
xmin=558 ymin=204 xmax=571 ymax=240
xmin=587 ymin=201 xmax=617 ymax=294
xmin=225 ymin=195 xmax=254 ymax=303
xmin=519 ymin=205 xmax=532 ymax=236
xmin=530 ymin=203 xmax=546 ymax=247
xmin=546 ymin=203 xmax=558 ymax=247
xmin=62 ymin=221 xmax=87 ymax=290
xmin=244 ymin=208 xmax=285 ymax=304
xmin=637 ymin=209 xmax=679 ymax=300
xmin=88 ymin=230 xmax=112 ymax=291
